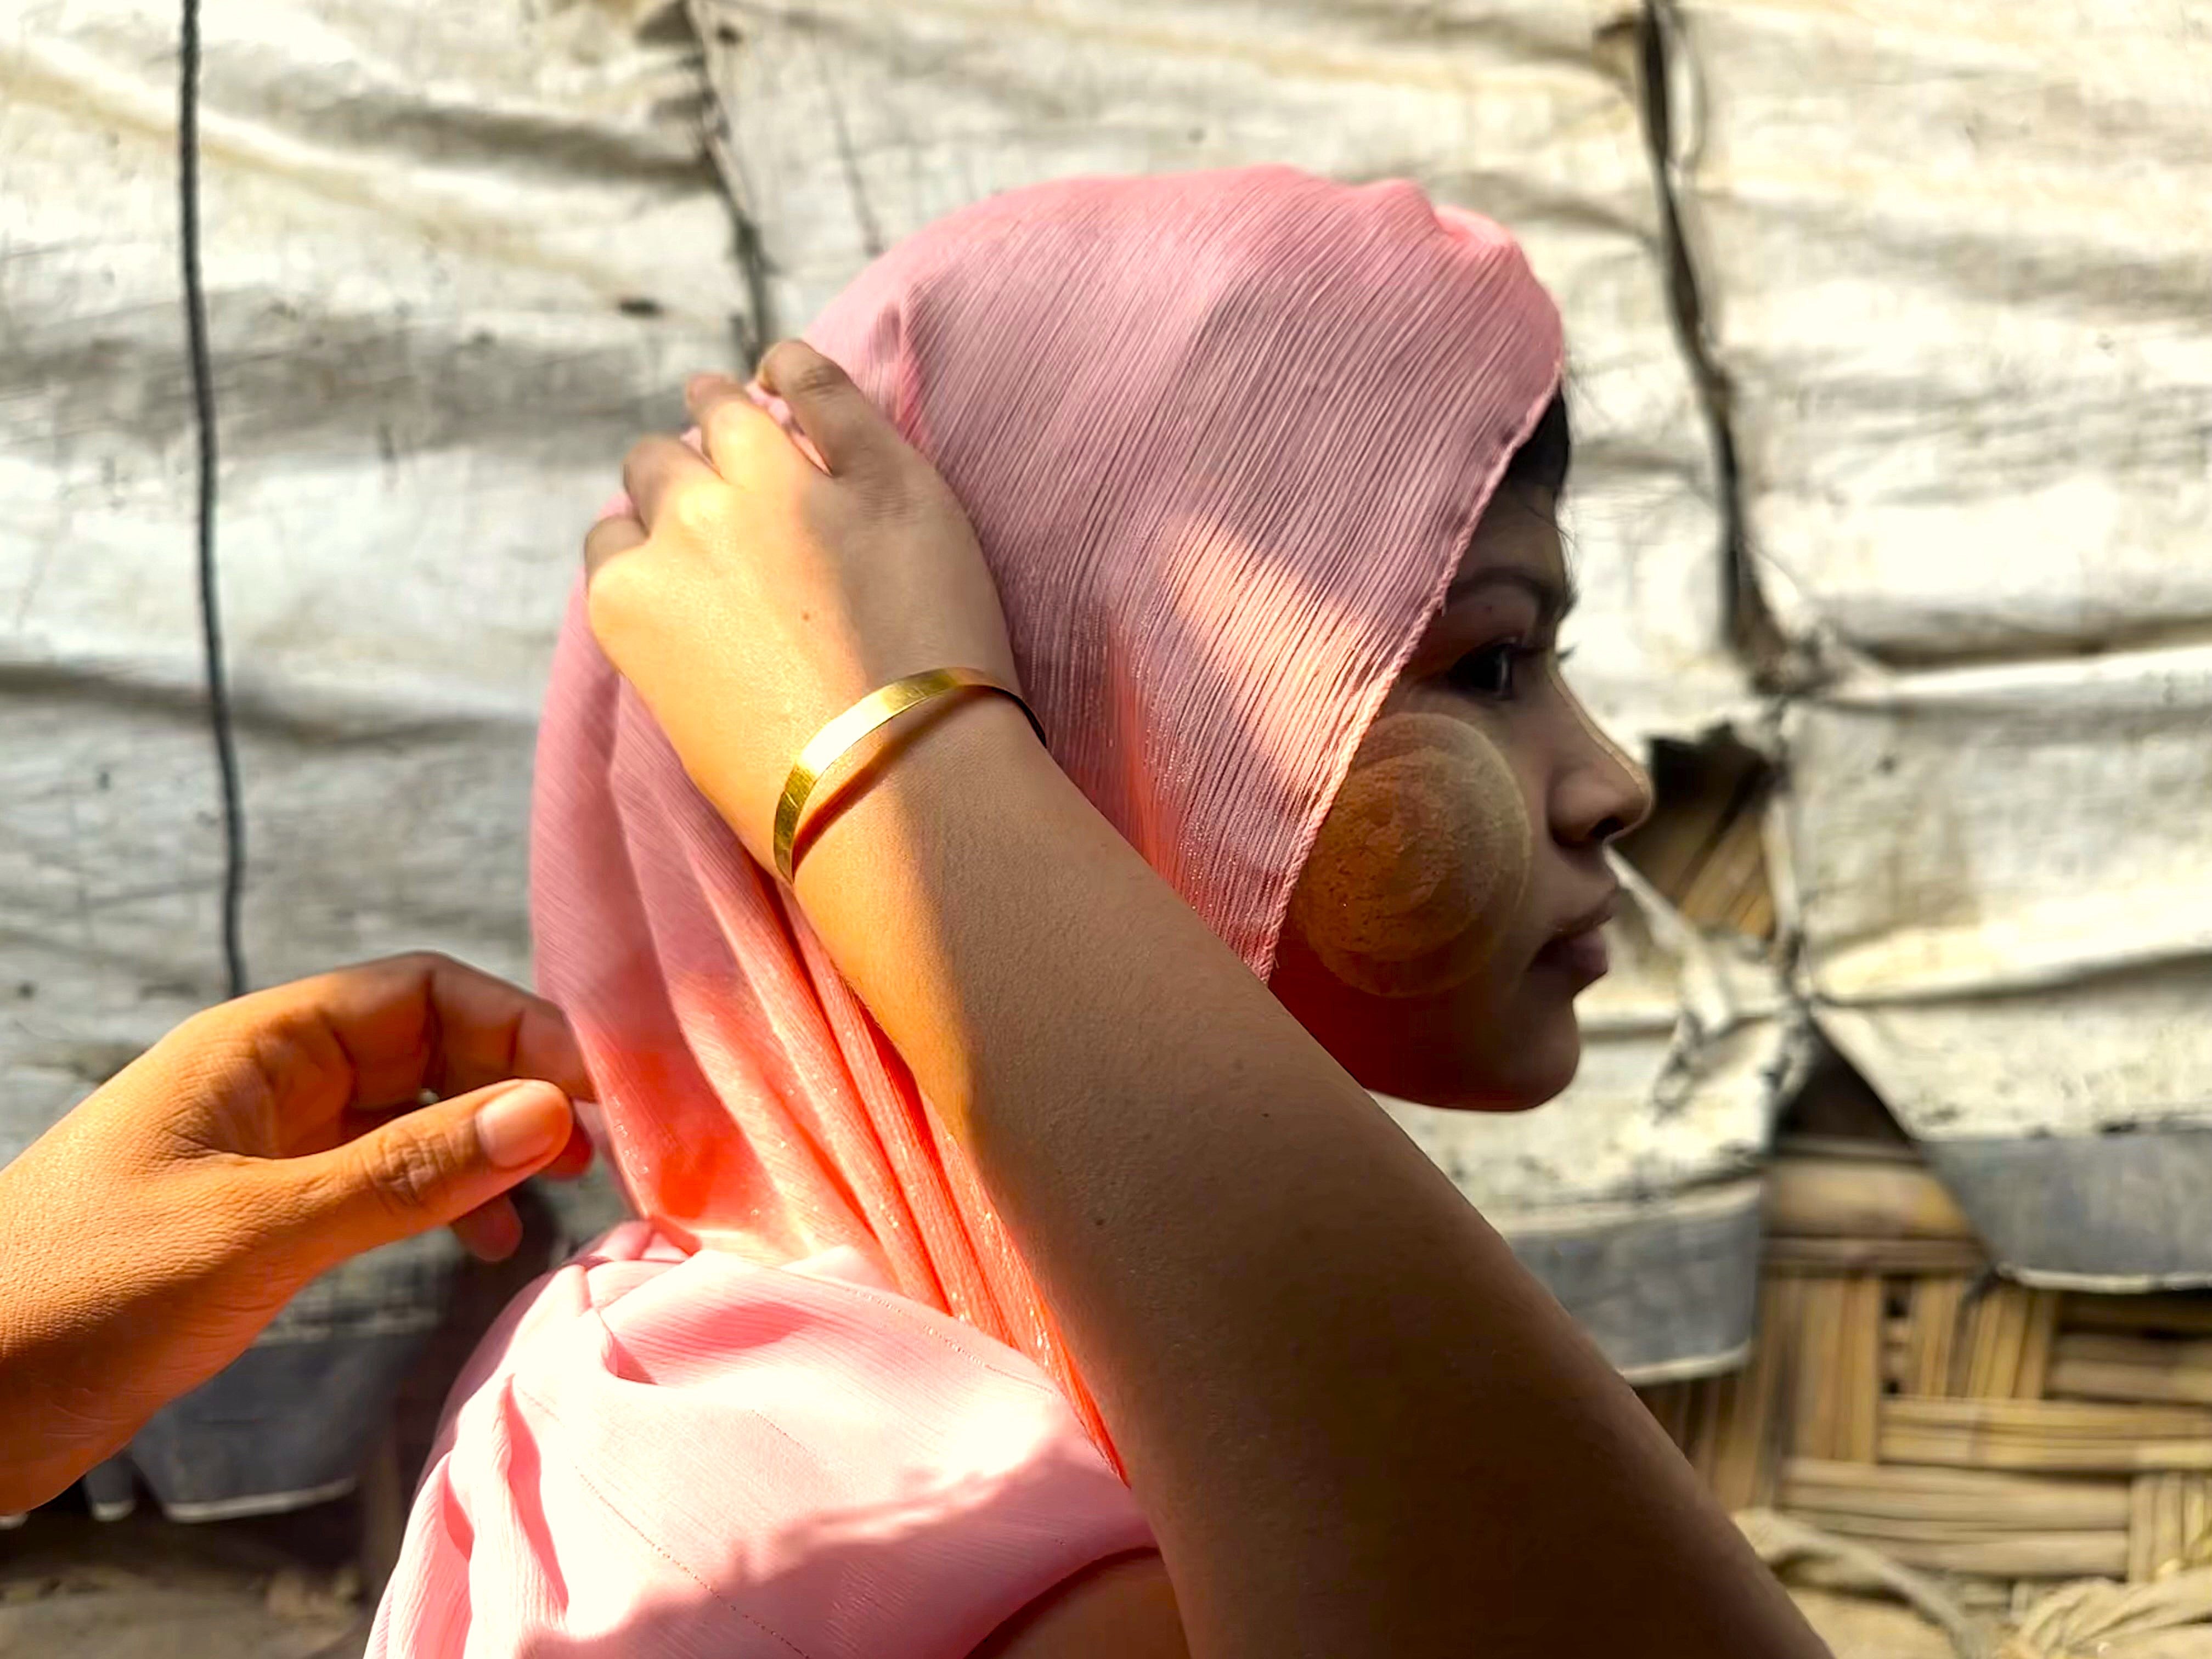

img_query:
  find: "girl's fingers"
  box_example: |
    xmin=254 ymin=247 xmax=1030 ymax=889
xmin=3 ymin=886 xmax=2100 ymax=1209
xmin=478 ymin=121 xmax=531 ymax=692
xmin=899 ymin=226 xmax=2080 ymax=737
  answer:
xmin=584 ymin=513 xmax=646 ymax=579
xmin=755 ymin=341 xmax=893 ymax=478
xmin=619 ymin=433 xmax=719 ymax=532
xmin=686 ymin=374 xmax=792 ymax=482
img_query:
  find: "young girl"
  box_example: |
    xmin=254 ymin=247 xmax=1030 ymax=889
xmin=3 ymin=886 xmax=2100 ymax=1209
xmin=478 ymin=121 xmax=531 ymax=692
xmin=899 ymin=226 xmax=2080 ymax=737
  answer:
xmin=372 ymin=167 xmax=1820 ymax=1657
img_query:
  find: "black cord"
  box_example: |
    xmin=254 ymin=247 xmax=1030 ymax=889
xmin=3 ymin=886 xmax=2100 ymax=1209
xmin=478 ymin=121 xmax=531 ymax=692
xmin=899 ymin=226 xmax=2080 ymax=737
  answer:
xmin=180 ymin=0 xmax=248 ymax=998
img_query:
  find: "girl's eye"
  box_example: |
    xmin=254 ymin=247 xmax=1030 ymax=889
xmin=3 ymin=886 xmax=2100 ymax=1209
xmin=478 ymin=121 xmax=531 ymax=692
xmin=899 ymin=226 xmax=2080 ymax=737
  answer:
xmin=1448 ymin=643 xmax=1524 ymax=699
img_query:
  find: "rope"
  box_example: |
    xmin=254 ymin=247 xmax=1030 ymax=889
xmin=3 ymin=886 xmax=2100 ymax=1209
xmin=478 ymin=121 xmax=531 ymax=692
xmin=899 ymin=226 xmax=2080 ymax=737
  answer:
xmin=179 ymin=0 xmax=249 ymax=998
xmin=1734 ymin=1508 xmax=1988 ymax=1658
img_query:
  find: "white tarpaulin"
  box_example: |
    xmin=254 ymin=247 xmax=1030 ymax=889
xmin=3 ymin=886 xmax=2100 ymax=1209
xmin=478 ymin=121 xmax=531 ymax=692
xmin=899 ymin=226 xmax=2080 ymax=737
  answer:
xmin=2 ymin=0 xmax=736 ymax=1147
xmin=1663 ymin=0 xmax=2212 ymax=664
xmin=1781 ymin=646 xmax=2212 ymax=1286
xmin=693 ymin=0 xmax=1788 ymax=1373
xmin=1664 ymin=0 xmax=2212 ymax=1284
xmin=1 ymin=0 xmax=735 ymax=1513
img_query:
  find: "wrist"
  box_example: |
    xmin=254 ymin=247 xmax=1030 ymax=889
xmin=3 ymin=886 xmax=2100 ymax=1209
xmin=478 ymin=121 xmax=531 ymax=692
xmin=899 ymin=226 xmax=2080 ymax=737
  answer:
xmin=789 ymin=689 xmax=1055 ymax=908
xmin=784 ymin=683 xmax=1073 ymax=1139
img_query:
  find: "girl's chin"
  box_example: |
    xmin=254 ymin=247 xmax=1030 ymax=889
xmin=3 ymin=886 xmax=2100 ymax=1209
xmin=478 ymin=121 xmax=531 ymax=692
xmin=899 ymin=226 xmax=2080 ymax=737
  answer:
xmin=1395 ymin=1016 xmax=1582 ymax=1114
xmin=1269 ymin=935 xmax=1583 ymax=1113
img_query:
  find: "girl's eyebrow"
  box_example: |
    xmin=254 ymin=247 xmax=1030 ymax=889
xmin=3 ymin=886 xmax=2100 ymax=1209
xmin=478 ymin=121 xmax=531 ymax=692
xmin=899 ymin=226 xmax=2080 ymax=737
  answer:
xmin=1443 ymin=567 xmax=1577 ymax=623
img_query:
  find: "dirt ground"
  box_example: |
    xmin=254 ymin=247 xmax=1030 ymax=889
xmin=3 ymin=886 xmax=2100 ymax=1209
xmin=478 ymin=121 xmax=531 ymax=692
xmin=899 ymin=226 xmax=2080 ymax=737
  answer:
xmin=3 ymin=1495 xmax=1962 ymax=1658
xmin=0 ymin=1498 xmax=372 ymax=1657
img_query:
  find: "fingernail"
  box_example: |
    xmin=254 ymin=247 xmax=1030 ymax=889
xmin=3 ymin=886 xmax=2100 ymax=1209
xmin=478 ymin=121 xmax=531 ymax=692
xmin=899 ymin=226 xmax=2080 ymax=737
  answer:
xmin=475 ymin=1081 xmax=571 ymax=1169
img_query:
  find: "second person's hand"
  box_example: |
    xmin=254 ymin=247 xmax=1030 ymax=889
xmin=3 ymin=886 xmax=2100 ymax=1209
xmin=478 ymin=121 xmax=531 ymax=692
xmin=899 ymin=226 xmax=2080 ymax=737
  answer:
xmin=0 ymin=953 xmax=594 ymax=1514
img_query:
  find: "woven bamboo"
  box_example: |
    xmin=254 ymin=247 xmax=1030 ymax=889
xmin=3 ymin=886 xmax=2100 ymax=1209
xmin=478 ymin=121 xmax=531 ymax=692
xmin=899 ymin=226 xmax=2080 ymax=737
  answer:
xmin=1641 ymin=1152 xmax=2212 ymax=1587
xmin=1622 ymin=749 xmax=2212 ymax=1616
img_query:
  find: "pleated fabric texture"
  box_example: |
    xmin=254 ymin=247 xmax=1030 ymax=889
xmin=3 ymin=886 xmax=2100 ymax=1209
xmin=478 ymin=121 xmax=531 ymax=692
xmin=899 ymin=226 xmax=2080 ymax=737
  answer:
xmin=533 ymin=167 xmax=1564 ymax=1442
xmin=369 ymin=1226 xmax=1155 ymax=1657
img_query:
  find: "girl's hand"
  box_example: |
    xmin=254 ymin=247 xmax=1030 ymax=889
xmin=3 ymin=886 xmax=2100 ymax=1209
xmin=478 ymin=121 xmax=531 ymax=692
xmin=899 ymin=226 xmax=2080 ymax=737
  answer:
xmin=582 ymin=341 xmax=1022 ymax=868
xmin=0 ymin=954 xmax=593 ymax=1514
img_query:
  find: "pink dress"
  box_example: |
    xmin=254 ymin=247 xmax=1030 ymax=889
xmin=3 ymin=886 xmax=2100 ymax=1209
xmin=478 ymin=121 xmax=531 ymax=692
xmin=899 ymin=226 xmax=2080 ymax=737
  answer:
xmin=369 ymin=1223 xmax=1152 ymax=1656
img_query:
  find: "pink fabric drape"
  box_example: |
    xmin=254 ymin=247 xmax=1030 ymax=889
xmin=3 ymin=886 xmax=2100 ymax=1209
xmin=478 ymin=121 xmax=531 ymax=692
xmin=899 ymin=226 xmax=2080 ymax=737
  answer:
xmin=532 ymin=166 xmax=1564 ymax=1447
xmin=370 ymin=1227 xmax=1157 ymax=1656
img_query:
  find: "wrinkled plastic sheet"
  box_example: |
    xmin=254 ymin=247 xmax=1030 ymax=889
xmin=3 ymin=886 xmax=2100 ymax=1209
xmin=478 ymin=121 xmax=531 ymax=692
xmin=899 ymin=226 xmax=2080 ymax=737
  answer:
xmin=0 ymin=0 xmax=736 ymax=1511
xmin=696 ymin=0 xmax=1752 ymax=751
xmin=1781 ymin=646 xmax=2212 ymax=1285
xmin=1664 ymin=0 xmax=2212 ymax=664
xmin=1668 ymin=0 xmax=2212 ymax=1286
xmin=1 ymin=0 xmax=736 ymax=1152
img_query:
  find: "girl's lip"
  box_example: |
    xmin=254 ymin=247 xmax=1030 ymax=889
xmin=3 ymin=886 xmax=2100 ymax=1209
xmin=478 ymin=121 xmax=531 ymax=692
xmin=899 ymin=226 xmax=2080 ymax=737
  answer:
xmin=1533 ymin=926 xmax=1610 ymax=987
xmin=1551 ymin=887 xmax=1622 ymax=942
xmin=1531 ymin=886 xmax=1621 ymax=987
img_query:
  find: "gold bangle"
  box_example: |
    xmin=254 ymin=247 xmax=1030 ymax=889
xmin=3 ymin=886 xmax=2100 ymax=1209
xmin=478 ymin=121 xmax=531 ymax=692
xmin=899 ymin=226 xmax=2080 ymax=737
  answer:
xmin=772 ymin=668 xmax=1045 ymax=883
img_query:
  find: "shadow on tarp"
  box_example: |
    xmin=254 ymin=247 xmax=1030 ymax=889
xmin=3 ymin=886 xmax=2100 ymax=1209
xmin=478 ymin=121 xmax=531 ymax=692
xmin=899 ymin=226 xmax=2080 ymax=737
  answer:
xmin=1925 ymin=1130 xmax=2212 ymax=1292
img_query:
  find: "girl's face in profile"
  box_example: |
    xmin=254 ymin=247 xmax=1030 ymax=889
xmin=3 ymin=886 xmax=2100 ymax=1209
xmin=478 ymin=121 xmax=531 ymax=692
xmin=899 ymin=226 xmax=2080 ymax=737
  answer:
xmin=1271 ymin=487 xmax=1652 ymax=1111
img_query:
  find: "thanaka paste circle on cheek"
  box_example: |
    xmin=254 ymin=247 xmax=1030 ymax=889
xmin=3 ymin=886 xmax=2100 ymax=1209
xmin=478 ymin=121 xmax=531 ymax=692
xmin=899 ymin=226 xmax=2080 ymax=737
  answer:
xmin=1288 ymin=712 xmax=1534 ymax=998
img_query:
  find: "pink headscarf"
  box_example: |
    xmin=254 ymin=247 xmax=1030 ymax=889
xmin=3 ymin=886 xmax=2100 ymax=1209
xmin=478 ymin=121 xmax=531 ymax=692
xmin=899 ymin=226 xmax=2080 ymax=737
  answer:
xmin=532 ymin=167 xmax=1563 ymax=1444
